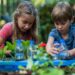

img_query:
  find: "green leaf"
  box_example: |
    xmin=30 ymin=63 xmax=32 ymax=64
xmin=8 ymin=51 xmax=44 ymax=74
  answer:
xmin=6 ymin=42 xmax=12 ymax=49
xmin=49 ymin=68 xmax=64 ymax=75
xmin=5 ymin=41 xmax=16 ymax=52
xmin=22 ymin=40 xmax=30 ymax=47
xmin=18 ymin=65 xmax=26 ymax=70
xmin=0 ymin=50 xmax=4 ymax=58
xmin=3 ymin=45 xmax=8 ymax=53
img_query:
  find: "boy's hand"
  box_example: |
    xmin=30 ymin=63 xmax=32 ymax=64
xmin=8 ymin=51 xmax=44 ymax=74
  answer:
xmin=46 ymin=44 xmax=60 ymax=56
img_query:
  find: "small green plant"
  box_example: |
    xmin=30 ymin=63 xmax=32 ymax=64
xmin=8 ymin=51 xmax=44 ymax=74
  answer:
xmin=0 ymin=41 xmax=75 ymax=75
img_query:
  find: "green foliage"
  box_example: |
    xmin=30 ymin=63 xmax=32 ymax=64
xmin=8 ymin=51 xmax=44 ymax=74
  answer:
xmin=18 ymin=42 xmax=65 ymax=75
xmin=32 ymin=0 xmax=56 ymax=42
xmin=31 ymin=0 xmax=45 ymax=7
xmin=6 ymin=41 xmax=16 ymax=52
xmin=0 ymin=40 xmax=75 ymax=74
xmin=46 ymin=0 xmax=57 ymax=6
xmin=0 ymin=42 xmax=16 ymax=59
xmin=31 ymin=0 xmax=74 ymax=42
xmin=0 ymin=40 xmax=30 ymax=59
xmin=17 ymin=41 xmax=75 ymax=75
xmin=0 ymin=50 xmax=4 ymax=59
xmin=22 ymin=40 xmax=30 ymax=49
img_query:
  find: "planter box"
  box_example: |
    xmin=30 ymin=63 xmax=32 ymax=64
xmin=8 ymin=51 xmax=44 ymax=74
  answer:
xmin=0 ymin=60 xmax=27 ymax=72
xmin=0 ymin=60 xmax=75 ymax=72
xmin=53 ymin=60 xmax=75 ymax=66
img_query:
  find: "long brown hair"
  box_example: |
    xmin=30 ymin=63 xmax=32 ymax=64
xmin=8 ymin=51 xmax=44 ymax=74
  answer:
xmin=12 ymin=1 xmax=39 ymax=43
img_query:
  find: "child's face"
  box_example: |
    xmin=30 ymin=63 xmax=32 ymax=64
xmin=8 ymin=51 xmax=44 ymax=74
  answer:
xmin=17 ymin=13 xmax=35 ymax=32
xmin=54 ymin=20 xmax=71 ymax=34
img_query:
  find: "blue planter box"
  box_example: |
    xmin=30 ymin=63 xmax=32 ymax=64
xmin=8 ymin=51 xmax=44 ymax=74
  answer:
xmin=0 ymin=60 xmax=75 ymax=72
xmin=0 ymin=60 xmax=27 ymax=72
xmin=53 ymin=60 xmax=75 ymax=66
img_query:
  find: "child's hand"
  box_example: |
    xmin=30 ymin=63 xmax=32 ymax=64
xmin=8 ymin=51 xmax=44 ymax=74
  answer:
xmin=5 ymin=50 xmax=11 ymax=55
xmin=46 ymin=44 xmax=60 ymax=56
xmin=5 ymin=50 xmax=13 ymax=58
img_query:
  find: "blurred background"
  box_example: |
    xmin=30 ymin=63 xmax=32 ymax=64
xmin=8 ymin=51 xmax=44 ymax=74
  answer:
xmin=0 ymin=0 xmax=75 ymax=42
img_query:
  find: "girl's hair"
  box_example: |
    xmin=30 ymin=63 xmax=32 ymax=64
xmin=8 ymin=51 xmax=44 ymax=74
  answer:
xmin=12 ymin=1 xmax=39 ymax=43
xmin=51 ymin=1 xmax=73 ymax=22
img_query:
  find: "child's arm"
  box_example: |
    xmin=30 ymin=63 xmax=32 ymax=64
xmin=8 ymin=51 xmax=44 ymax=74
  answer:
xmin=46 ymin=36 xmax=59 ymax=55
xmin=67 ymin=48 xmax=75 ymax=56
xmin=68 ymin=25 xmax=75 ymax=56
xmin=0 ymin=23 xmax=12 ymax=45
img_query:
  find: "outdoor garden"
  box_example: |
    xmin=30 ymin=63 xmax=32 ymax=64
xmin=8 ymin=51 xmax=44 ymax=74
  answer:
xmin=0 ymin=0 xmax=75 ymax=75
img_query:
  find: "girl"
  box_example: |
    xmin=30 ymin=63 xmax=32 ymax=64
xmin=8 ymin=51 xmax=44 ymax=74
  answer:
xmin=0 ymin=1 xmax=39 ymax=75
xmin=0 ymin=1 xmax=39 ymax=46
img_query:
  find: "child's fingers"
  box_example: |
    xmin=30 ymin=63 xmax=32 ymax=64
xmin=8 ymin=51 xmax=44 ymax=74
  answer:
xmin=5 ymin=50 xmax=11 ymax=54
xmin=46 ymin=49 xmax=54 ymax=55
xmin=47 ymin=49 xmax=59 ymax=55
xmin=52 ymin=49 xmax=59 ymax=54
xmin=48 ymin=50 xmax=59 ymax=56
xmin=53 ymin=43 xmax=60 ymax=47
xmin=52 ymin=47 xmax=60 ymax=51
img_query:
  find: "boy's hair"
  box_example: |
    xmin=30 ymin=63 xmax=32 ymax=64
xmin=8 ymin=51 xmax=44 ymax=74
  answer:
xmin=12 ymin=1 xmax=39 ymax=42
xmin=51 ymin=1 xmax=73 ymax=22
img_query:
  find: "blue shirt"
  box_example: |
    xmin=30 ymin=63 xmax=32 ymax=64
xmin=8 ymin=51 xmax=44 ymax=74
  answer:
xmin=49 ymin=24 xmax=75 ymax=50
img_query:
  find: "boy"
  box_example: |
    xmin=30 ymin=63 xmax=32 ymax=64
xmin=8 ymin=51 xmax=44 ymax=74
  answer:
xmin=46 ymin=2 xmax=75 ymax=59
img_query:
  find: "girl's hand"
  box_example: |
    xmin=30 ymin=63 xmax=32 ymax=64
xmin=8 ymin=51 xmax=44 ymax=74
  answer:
xmin=5 ymin=50 xmax=11 ymax=55
xmin=5 ymin=50 xmax=13 ymax=58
